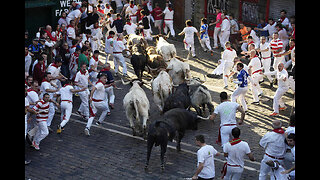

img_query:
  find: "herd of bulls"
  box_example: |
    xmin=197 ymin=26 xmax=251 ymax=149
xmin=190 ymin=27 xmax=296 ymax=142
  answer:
xmin=120 ymin=33 xmax=214 ymax=171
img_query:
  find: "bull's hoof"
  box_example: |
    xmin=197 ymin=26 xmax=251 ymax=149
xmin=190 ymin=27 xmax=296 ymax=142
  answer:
xmin=144 ymin=165 xmax=148 ymax=172
xmin=176 ymin=146 xmax=181 ymax=152
xmin=160 ymin=164 xmax=165 ymax=172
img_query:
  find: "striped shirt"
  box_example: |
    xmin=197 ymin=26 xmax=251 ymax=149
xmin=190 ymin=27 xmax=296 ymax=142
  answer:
xmin=32 ymin=100 xmax=50 ymax=122
xmin=270 ymin=38 xmax=284 ymax=56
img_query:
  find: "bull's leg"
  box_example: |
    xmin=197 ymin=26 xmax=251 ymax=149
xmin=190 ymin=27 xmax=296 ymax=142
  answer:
xmin=160 ymin=140 xmax=168 ymax=172
xmin=145 ymin=136 xmax=155 ymax=171
xmin=126 ymin=108 xmax=136 ymax=136
xmin=142 ymin=116 xmax=148 ymax=139
xmin=176 ymin=131 xmax=185 ymax=152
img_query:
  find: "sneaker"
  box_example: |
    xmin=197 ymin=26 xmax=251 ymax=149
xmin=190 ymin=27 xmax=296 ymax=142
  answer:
xmin=57 ymin=125 xmax=62 ymax=134
xmin=95 ymin=121 xmax=101 ymax=126
xmin=32 ymin=141 xmax=40 ymax=150
xmin=84 ymin=128 xmax=90 ymax=136
xmin=269 ymin=112 xmax=279 ymax=116
xmin=25 ymin=159 xmax=31 ymax=165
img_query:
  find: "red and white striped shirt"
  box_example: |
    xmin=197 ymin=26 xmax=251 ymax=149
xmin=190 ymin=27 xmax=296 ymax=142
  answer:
xmin=270 ymin=38 xmax=284 ymax=57
xmin=32 ymin=100 xmax=50 ymax=122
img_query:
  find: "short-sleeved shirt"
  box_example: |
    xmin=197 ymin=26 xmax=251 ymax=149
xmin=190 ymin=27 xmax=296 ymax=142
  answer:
xmin=59 ymin=85 xmax=74 ymax=102
xmin=182 ymin=26 xmax=198 ymax=43
xmin=93 ymin=82 xmax=106 ymax=101
xmin=200 ymin=24 xmax=209 ymax=39
xmin=75 ymin=70 xmax=89 ymax=88
xmin=78 ymin=53 xmax=89 ymax=70
xmin=214 ymin=101 xmax=239 ymax=126
xmin=197 ymin=145 xmax=218 ymax=179
xmin=215 ymin=12 xmax=222 ymax=28
xmin=223 ymin=140 xmax=251 ymax=167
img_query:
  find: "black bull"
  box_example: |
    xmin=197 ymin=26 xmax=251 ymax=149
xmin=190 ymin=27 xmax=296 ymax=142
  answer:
xmin=145 ymin=108 xmax=203 ymax=171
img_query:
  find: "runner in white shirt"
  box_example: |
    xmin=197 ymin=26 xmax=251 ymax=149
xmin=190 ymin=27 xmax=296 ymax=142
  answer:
xmin=221 ymin=41 xmax=237 ymax=89
xmin=220 ymin=13 xmax=231 ymax=50
xmin=89 ymin=50 xmax=103 ymax=84
xmin=254 ymin=18 xmax=277 ymax=42
xmin=125 ymin=1 xmax=138 ymax=24
xmin=222 ymin=127 xmax=255 ymax=180
xmin=178 ymin=20 xmax=200 ymax=58
xmin=264 ymin=63 xmax=289 ymax=116
xmin=209 ymin=92 xmax=245 ymax=147
xmin=162 ymin=4 xmax=175 ymax=37
xmin=74 ymin=63 xmax=93 ymax=120
xmin=257 ymin=36 xmax=273 ymax=86
xmin=105 ymin=31 xmax=115 ymax=63
xmin=192 ymin=135 xmax=221 ymax=180
xmin=248 ymin=50 xmax=263 ymax=104
xmin=57 ymin=80 xmax=86 ymax=134
xmin=66 ymin=8 xmax=82 ymax=25
xmin=259 ymin=120 xmax=286 ymax=180
xmin=113 ymin=34 xmax=128 ymax=76
xmin=85 ymin=73 xmax=111 ymax=136
xmin=123 ymin=19 xmax=137 ymax=35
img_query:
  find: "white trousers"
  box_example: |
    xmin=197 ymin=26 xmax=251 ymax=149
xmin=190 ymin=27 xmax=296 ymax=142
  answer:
xmin=163 ymin=20 xmax=175 ymax=37
xmin=223 ymin=61 xmax=234 ymax=87
xmin=251 ymin=73 xmax=263 ymax=102
xmin=200 ymin=38 xmax=212 ymax=51
xmin=259 ymin=154 xmax=284 ymax=180
xmin=78 ymin=89 xmax=90 ymax=118
xmin=224 ymin=166 xmax=244 ymax=180
xmin=113 ymin=53 xmax=127 ymax=75
xmin=34 ymin=121 xmax=49 ymax=145
xmin=60 ymin=101 xmax=73 ymax=128
xmin=47 ymin=102 xmax=55 ymax=127
xmin=220 ymin=31 xmax=230 ymax=49
xmin=143 ymin=29 xmax=153 ymax=41
xmin=231 ymin=86 xmax=248 ymax=111
xmin=183 ymin=39 xmax=195 ymax=57
xmin=220 ymin=124 xmax=237 ymax=147
xmin=273 ymin=86 xmax=289 ymax=113
xmin=87 ymin=100 xmax=110 ymax=129
xmin=261 ymin=57 xmax=273 ymax=82
xmin=105 ymin=86 xmax=115 ymax=104
xmin=213 ymin=27 xmax=221 ymax=48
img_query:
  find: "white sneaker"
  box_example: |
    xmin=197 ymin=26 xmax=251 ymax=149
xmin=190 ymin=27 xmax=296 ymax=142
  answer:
xmin=84 ymin=128 xmax=90 ymax=136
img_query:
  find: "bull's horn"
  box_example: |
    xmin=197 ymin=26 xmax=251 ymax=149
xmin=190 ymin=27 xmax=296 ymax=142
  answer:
xmin=121 ymin=78 xmax=131 ymax=85
xmin=197 ymin=115 xmax=211 ymax=120
xmin=200 ymin=74 xmax=207 ymax=83
xmin=165 ymin=31 xmax=170 ymax=39
xmin=172 ymin=84 xmax=179 ymax=87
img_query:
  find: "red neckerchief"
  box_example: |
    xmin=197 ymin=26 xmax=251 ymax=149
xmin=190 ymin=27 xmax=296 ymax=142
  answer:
xmin=168 ymin=8 xmax=173 ymax=11
xmin=107 ymin=35 xmax=113 ymax=39
xmin=93 ymin=55 xmax=99 ymax=62
xmin=73 ymin=52 xmax=79 ymax=57
xmin=248 ymin=40 xmax=254 ymax=45
xmin=229 ymin=138 xmax=242 ymax=146
xmin=280 ymin=16 xmax=286 ymax=23
xmin=273 ymin=128 xmax=285 ymax=134
xmin=96 ymin=79 xmax=105 ymax=85
xmin=115 ymin=17 xmax=121 ymax=21
xmin=27 ymin=87 xmax=38 ymax=93
xmin=100 ymin=67 xmax=110 ymax=71
xmin=226 ymin=47 xmax=233 ymax=51
xmin=106 ymin=5 xmax=110 ymax=9
xmin=126 ymin=22 xmax=132 ymax=26
xmin=250 ymin=55 xmax=258 ymax=59
xmin=42 ymin=79 xmax=49 ymax=83
xmin=67 ymin=25 xmax=74 ymax=29
xmin=63 ymin=83 xmax=71 ymax=87
xmin=51 ymin=63 xmax=59 ymax=68
xmin=130 ymin=4 xmax=134 ymax=8
xmin=223 ymin=17 xmax=228 ymax=20
xmin=289 ymin=45 xmax=295 ymax=50
xmin=25 ymin=52 xmax=29 ymax=56
xmin=80 ymin=69 xmax=87 ymax=75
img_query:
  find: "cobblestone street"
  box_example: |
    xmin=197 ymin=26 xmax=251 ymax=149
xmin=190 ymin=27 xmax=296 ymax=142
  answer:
xmin=25 ymin=36 xmax=293 ymax=179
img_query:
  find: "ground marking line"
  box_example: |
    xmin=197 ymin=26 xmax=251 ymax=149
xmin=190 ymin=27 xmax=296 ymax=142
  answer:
xmin=66 ymin=115 xmax=260 ymax=173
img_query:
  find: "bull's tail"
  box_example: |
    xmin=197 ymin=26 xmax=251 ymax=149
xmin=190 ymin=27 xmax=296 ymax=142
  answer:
xmin=133 ymin=98 xmax=140 ymax=122
xmin=159 ymin=84 xmax=164 ymax=110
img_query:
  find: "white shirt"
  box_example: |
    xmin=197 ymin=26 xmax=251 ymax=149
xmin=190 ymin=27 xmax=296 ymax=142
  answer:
xmin=25 ymin=53 xmax=32 ymax=75
xmin=123 ymin=23 xmax=137 ymax=35
xmin=197 ymin=145 xmax=217 ymax=179
xmin=259 ymin=131 xmax=286 ymax=158
xmin=214 ymin=101 xmax=239 ymax=126
xmin=93 ymin=82 xmax=106 ymax=101
xmin=47 ymin=63 xmax=61 ymax=86
xmin=221 ymin=18 xmax=230 ymax=33
xmin=74 ymin=70 xmax=89 ymax=88
xmin=181 ymin=26 xmax=198 ymax=43
xmin=67 ymin=9 xmax=82 ymax=21
xmin=222 ymin=48 xmax=237 ymax=62
xmin=248 ymin=57 xmax=262 ymax=73
xmin=40 ymin=81 xmax=54 ymax=99
xmin=125 ymin=5 xmax=138 ymax=16
xmin=26 ymin=89 xmax=39 ymax=108
xmin=163 ymin=7 xmax=174 ymax=20
xmin=263 ymin=22 xmax=277 ymax=37
xmin=113 ymin=39 xmax=125 ymax=53
xmin=67 ymin=26 xmax=76 ymax=40
xmin=259 ymin=42 xmax=271 ymax=58
xmin=59 ymin=85 xmax=74 ymax=102
xmin=223 ymin=140 xmax=251 ymax=167
xmin=105 ymin=36 xmax=114 ymax=54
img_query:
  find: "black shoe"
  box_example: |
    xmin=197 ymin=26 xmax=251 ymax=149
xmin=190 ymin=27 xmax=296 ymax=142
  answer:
xmin=25 ymin=159 xmax=31 ymax=165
